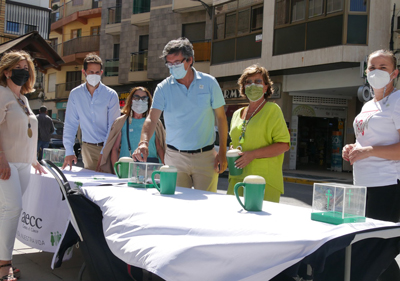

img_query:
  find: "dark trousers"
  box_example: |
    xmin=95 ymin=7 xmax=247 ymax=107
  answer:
xmin=366 ymin=181 xmax=400 ymax=281
xmin=37 ymin=140 xmax=50 ymax=161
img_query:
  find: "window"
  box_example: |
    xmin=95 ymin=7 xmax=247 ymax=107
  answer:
xmin=113 ymin=44 xmax=120 ymax=59
xmin=71 ymin=29 xmax=81 ymax=39
xmin=91 ymin=26 xmax=100 ymax=35
xmin=292 ymin=0 xmax=305 ymax=22
xmin=350 ymin=0 xmax=367 ymax=12
xmin=6 ymin=21 xmax=20 ymax=33
xmin=273 ymin=0 xmax=367 ymax=55
xmin=182 ymin=22 xmax=206 ymax=42
xmin=48 ymin=73 xmax=56 ymax=92
xmin=309 ymin=0 xmax=323 ymax=18
xmin=133 ymin=0 xmax=150 ymax=14
xmin=25 ymin=24 xmax=37 ymax=33
xmin=66 ymin=71 xmax=82 ymax=91
xmin=139 ymin=35 xmax=149 ymax=51
xmin=212 ymin=1 xmax=263 ymax=64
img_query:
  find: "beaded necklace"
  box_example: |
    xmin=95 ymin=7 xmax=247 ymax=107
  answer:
xmin=238 ymin=99 xmax=265 ymax=147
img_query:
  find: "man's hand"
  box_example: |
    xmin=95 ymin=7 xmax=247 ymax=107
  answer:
xmin=214 ymin=151 xmax=227 ymax=173
xmin=62 ymin=155 xmax=77 ymax=170
xmin=32 ymin=161 xmax=47 ymax=175
xmin=133 ymin=143 xmax=149 ymax=162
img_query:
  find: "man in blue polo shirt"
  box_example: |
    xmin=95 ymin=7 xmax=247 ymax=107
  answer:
xmin=133 ymin=37 xmax=228 ymax=192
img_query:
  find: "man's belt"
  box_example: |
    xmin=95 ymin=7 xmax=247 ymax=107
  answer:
xmin=83 ymin=141 xmax=104 ymax=146
xmin=167 ymin=144 xmax=214 ymax=154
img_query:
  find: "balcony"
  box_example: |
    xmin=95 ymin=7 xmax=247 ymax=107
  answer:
xmin=130 ymin=51 xmax=148 ymax=71
xmin=107 ymin=5 xmax=121 ymax=24
xmin=172 ymin=0 xmax=212 ymax=13
xmin=131 ymin=0 xmax=150 ymax=26
xmin=55 ymin=80 xmax=83 ymax=100
xmin=104 ymin=59 xmax=119 ymax=77
xmin=51 ymin=1 xmax=102 ymax=34
xmin=63 ymin=35 xmax=99 ymax=56
xmin=105 ymin=5 xmax=122 ymax=35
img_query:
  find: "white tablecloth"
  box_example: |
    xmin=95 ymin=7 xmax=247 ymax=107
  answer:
xmin=81 ymin=184 xmax=400 ymax=281
xmin=16 ymin=167 xmax=126 ymax=252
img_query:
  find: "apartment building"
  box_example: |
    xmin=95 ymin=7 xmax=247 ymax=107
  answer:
xmin=100 ymin=0 xmax=395 ymax=171
xmin=45 ymin=0 xmax=102 ymax=120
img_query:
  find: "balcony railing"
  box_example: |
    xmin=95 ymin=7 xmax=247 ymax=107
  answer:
xmin=51 ymin=43 xmax=63 ymax=57
xmin=107 ymin=5 xmax=121 ymax=24
xmin=192 ymin=40 xmax=211 ymax=62
xmin=130 ymin=51 xmax=148 ymax=71
xmin=104 ymin=59 xmax=119 ymax=77
xmin=63 ymin=35 xmax=100 ymax=57
xmin=55 ymin=80 xmax=83 ymax=99
xmin=51 ymin=0 xmax=102 ymax=23
xmin=133 ymin=0 xmax=150 ymax=14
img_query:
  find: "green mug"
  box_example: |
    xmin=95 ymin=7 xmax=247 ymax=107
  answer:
xmin=151 ymin=165 xmax=178 ymax=195
xmin=114 ymin=157 xmax=134 ymax=178
xmin=234 ymin=175 xmax=266 ymax=211
xmin=227 ymin=149 xmax=242 ymax=176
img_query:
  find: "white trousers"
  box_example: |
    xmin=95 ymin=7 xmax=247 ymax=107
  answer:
xmin=0 ymin=163 xmax=31 ymax=260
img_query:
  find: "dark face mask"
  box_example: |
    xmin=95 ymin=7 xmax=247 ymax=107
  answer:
xmin=11 ymin=69 xmax=30 ymax=86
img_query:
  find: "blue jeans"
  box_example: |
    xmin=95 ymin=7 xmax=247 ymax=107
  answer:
xmin=37 ymin=140 xmax=50 ymax=161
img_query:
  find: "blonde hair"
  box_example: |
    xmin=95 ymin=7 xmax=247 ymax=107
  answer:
xmin=0 ymin=50 xmax=36 ymax=94
xmin=237 ymin=64 xmax=274 ymax=99
xmin=121 ymin=86 xmax=152 ymax=117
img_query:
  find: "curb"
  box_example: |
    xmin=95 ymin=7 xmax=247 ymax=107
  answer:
xmin=283 ymin=177 xmax=327 ymax=185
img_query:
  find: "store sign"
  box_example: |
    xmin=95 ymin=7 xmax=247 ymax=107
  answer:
xmin=56 ymin=102 xmax=67 ymax=109
xmin=270 ymin=83 xmax=281 ymax=99
xmin=119 ymin=92 xmax=129 ymax=100
xmin=223 ymin=89 xmax=240 ymax=99
xmin=292 ymin=104 xmax=347 ymax=118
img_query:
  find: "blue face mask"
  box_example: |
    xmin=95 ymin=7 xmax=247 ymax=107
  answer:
xmin=169 ymin=62 xmax=188 ymax=80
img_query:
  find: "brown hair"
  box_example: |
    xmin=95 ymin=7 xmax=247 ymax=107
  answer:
xmin=368 ymin=49 xmax=397 ymax=71
xmin=0 ymin=50 xmax=36 ymax=94
xmin=121 ymin=86 xmax=152 ymax=117
xmin=83 ymin=53 xmax=103 ymax=71
xmin=237 ymin=64 xmax=273 ymax=100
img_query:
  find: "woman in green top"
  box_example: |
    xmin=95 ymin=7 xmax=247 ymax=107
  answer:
xmin=227 ymin=65 xmax=290 ymax=203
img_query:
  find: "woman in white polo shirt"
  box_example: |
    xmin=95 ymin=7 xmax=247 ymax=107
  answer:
xmin=343 ymin=49 xmax=400 ymax=280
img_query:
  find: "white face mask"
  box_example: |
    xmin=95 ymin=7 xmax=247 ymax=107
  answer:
xmin=367 ymin=69 xmax=394 ymax=89
xmin=131 ymin=100 xmax=148 ymax=114
xmin=86 ymin=74 xmax=101 ymax=87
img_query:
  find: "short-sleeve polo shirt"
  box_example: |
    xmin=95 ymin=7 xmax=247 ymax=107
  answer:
xmin=152 ymin=68 xmax=225 ymax=150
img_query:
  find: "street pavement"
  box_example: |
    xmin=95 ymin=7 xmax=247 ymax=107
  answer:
xmin=11 ymin=165 xmax=399 ymax=281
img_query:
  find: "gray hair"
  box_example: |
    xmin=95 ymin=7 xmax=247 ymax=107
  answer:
xmin=161 ymin=37 xmax=195 ymax=66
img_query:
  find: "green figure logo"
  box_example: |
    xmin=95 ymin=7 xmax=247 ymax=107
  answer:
xmin=346 ymin=189 xmax=353 ymax=208
xmin=325 ymin=189 xmax=333 ymax=210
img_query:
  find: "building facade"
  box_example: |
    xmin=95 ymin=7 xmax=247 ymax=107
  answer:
xmin=99 ymin=0 xmax=398 ymax=171
xmin=44 ymin=0 xmax=102 ymax=120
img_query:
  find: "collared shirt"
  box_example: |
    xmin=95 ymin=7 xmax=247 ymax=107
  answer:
xmin=36 ymin=113 xmax=54 ymax=142
xmin=63 ymin=82 xmax=120 ymax=156
xmin=152 ymin=68 xmax=225 ymax=150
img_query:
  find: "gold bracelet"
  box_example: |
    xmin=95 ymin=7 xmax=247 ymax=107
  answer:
xmin=138 ymin=140 xmax=149 ymax=146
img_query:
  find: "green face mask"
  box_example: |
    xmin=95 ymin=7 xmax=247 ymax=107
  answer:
xmin=245 ymin=84 xmax=264 ymax=102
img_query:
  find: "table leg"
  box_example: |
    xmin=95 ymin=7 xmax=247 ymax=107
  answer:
xmin=344 ymin=245 xmax=351 ymax=281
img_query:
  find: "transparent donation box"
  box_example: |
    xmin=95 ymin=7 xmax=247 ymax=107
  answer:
xmin=128 ymin=162 xmax=163 ymax=188
xmin=311 ymin=183 xmax=366 ymax=225
xmin=43 ymin=148 xmax=65 ymax=167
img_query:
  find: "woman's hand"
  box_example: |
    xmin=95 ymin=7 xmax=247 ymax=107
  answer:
xmin=348 ymin=146 xmax=373 ymax=164
xmin=234 ymin=150 xmax=255 ymax=169
xmin=0 ymin=153 xmax=11 ymax=180
xmin=342 ymin=143 xmax=356 ymax=162
xmin=32 ymin=161 xmax=47 ymax=175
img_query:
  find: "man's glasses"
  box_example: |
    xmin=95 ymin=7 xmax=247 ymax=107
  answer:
xmin=132 ymin=95 xmax=149 ymax=101
xmin=245 ymin=79 xmax=263 ymax=85
xmin=15 ymin=97 xmax=31 ymax=116
xmin=165 ymin=58 xmax=186 ymax=68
